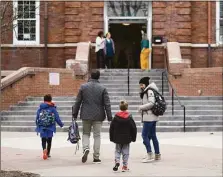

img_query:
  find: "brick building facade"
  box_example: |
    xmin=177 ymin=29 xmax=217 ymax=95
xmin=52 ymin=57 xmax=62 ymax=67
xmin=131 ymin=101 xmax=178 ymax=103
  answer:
xmin=1 ymin=1 xmax=223 ymax=70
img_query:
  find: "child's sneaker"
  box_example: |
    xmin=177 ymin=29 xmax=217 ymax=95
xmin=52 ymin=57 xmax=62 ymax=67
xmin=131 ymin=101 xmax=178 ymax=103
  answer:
xmin=142 ymin=152 xmax=154 ymax=163
xmin=155 ymin=154 xmax=161 ymax=160
xmin=43 ymin=149 xmax=48 ymax=160
xmin=113 ymin=163 xmax=120 ymax=172
xmin=122 ymin=166 xmax=129 ymax=172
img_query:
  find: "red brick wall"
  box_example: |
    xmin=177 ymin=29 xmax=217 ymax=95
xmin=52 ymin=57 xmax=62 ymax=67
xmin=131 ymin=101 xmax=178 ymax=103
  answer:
xmin=1 ymin=47 xmax=73 ymax=70
xmin=1 ymin=1 xmax=103 ymax=69
xmin=152 ymin=1 xmax=192 ymax=68
xmin=169 ymin=67 xmax=223 ymax=96
xmin=1 ymin=48 xmax=44 ymax=69
xmin=48 ymin=2 xmax=65 ymax=44
xmin=1 ymin=1 xmax=222 ymax=70
xmin=152 ymin=1 xmax=192 ymax=43
xmin=191 ymin=47 xmax=223 ymax=68
xmin=1 ymin=69 xmax=85 ymax=111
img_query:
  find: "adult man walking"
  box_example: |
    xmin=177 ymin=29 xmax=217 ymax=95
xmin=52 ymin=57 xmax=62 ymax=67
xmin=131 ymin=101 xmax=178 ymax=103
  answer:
xmin=72 ymin=70 xmax=112 ymax=164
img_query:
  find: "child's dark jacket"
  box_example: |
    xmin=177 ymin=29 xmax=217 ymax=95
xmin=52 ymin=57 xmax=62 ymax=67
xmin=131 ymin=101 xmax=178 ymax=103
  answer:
xmin=109 ymin=111 xmax=137 ymax=144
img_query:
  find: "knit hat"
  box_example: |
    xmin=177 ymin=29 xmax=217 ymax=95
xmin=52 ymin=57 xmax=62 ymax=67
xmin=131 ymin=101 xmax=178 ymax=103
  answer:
xmin=120 ymin=100 xmax=128 ymax=111
xmin=139 ymin=77 xmax=150 ymax=87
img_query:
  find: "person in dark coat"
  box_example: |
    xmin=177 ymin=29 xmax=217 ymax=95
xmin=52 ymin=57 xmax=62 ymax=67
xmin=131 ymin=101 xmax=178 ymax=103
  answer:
xmin=104 ymin=32 xmax=115 ymax=68
xmin=72 ymin=70 xmax=112 ymax=164
xmin=36 ymin=94 xmax=64 ymax=160
xmin=109 ymin=101 xmax=137 ymax=172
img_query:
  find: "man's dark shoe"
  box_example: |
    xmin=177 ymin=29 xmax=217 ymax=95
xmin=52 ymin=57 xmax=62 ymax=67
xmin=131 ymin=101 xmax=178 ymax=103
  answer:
xmin=82 ymin=149 xmax=90 ymax=163
xmin=93 ymin=158 xmax=101 ymax=164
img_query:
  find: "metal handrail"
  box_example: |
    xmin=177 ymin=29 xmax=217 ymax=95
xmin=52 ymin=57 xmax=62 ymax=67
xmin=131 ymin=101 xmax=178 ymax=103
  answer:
xmin=162 ymin=46 xmax=186 ymax=132
xmin=127 ymin=54 xmax=130 ymax=95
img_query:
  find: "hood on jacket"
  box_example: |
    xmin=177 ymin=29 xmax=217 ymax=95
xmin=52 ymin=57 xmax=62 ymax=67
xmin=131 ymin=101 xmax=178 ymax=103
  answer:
xmin=144 ymin=82 xmax=159 ymax=92
xmin=140 ymin=82 xmax=159 ymax=99
xmin=115 ymin=111 xmax=130 ymax=120
xmin=40 ymin=102 xmax=55 ymax=109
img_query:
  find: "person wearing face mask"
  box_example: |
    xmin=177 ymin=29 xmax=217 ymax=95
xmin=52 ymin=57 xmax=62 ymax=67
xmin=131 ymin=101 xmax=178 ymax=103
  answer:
xmin=138 ymin=77 xmax=161 ymax=163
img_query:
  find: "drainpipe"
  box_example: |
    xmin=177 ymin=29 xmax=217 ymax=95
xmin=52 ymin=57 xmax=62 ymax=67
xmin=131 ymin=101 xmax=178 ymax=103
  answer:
xmin=44 ymin=2 xmax=48 ymax=67
xmin=207 ymin=1 xmax=212 ymax=67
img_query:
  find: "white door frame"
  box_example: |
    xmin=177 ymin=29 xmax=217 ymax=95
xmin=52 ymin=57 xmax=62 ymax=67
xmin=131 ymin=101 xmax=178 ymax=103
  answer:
xmin=104 ymin=1 xmax=153 ymax=69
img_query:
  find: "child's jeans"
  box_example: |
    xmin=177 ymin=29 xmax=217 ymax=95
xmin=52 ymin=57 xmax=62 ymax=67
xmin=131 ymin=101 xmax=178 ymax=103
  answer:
xmin=41 ymin=137 xmax=52 ymax=155
xmin=115 ymin=144 xmax=130 ymax=166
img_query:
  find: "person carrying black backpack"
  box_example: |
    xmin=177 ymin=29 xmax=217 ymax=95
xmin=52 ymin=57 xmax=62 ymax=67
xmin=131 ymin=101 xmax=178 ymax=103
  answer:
xmin=138 ymin=77 xmax=163 ymax=163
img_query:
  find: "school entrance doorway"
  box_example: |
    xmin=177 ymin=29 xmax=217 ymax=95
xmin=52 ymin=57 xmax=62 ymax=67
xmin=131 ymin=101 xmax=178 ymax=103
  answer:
xmin=104 ymin=1 xmax=152 ymax=69
xmin=109 ymin=23 xmax=146 ymax=68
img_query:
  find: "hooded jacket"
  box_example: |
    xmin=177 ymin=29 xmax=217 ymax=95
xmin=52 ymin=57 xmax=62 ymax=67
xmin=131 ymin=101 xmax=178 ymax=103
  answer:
xmin=35 ymin=102 xmax=64 ymax=138
xmin=138 ymin=82 xmax=159 ymax=122
xmin=109 ymin=111 xmax=137 ymax=144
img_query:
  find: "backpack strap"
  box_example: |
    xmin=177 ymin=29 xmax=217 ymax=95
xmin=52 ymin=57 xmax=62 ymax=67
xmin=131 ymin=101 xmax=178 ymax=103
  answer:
xmin=148 ymin=88 xmax=159 ymax=102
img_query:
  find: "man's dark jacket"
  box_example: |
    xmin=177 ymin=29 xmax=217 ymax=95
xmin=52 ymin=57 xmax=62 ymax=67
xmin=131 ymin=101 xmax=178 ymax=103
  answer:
xmin=72 ymin=79 xmax=112 ymax=121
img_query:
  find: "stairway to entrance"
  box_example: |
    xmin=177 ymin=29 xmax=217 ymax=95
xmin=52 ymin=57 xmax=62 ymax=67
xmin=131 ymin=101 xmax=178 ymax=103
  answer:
xmin=1 ymin=69 xmax=222 ymax=132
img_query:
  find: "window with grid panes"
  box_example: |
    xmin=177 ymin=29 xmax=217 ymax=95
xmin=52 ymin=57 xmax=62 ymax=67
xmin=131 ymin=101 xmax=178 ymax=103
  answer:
xmin=13 ymin=0 xmax=39 ymax=44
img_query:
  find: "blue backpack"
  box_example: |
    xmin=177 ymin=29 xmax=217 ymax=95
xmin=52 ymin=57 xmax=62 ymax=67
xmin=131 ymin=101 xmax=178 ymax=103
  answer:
xmin=37 ymin=109 xmax=55 ymax=127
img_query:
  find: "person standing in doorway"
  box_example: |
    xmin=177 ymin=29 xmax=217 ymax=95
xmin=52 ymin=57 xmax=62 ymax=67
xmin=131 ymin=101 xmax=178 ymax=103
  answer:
xmin=138 ymin=77 xmax=161 ymax=163
xmin=72 ymin=70 xmax=113 ymax=164
xmin=95 ymin=31 xmax=105 ymax=69
xmin=140 ymin=32 xmax=151 ymax=71
xmin=104 ymin=32 xmax=115 ymax=68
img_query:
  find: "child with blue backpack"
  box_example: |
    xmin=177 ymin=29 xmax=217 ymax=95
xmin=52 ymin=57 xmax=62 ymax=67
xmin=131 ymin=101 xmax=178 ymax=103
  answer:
xmin=36 ymin=94 xmax=64 ymax=160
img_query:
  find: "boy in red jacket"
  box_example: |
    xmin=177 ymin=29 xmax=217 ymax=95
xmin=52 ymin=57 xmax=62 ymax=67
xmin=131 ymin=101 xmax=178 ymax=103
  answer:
xmin=109 ymin=101 xmax=137 ymax=172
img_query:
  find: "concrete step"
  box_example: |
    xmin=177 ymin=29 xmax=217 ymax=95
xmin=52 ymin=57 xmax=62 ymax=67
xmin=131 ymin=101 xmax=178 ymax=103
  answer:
xmin=24 ymin=96 xmax=222 ymax=102
xmin=17 ymin=100 xmax=222 ymax=106
xmin=99 ymin=76 xmax=165 ymax=80
xmin=100 ymin=69 xmax=164 ymax=72
xmin=103 ymin=88 xmax=169 ymax=92
xmin=9 ymin=105 xmax=223 ymax=111
xmin=100 ymin=80 xmax=165 ymax=84
xmin=1 ymin=110 xmax=222 ymax=116
xmin=100 ymin=69 xmax=164 ymax=74
xmin=101 ymin=84 xmax=168 ymax=88
xmin=1 ymin=115 xmax=222 ymax=121
xmin=1 ymin=125 xmax=222 ymax=132
xmin=1 ymin=120 xmax=222 ymax=127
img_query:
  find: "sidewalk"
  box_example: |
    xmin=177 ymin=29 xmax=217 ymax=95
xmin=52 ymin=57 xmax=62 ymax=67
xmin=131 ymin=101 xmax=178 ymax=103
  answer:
xmin=1 ymin=132 xmax=222 ymax=176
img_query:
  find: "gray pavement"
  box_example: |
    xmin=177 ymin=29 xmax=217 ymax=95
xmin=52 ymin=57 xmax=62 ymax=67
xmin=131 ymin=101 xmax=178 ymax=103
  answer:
xmin=1 ymin=132 xmax=222 ymax=176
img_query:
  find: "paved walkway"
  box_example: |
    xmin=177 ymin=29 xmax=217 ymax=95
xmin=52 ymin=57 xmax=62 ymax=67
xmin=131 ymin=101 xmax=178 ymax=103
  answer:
xmin=1 ymin=132 xmax=222 ymax=176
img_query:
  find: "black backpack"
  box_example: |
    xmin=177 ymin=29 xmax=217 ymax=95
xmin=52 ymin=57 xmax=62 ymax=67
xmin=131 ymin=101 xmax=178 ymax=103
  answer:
xmin=149 ymin=88 xmax=167 ymax=116
xmin=67 ymin=120 xmax=81 ymax=154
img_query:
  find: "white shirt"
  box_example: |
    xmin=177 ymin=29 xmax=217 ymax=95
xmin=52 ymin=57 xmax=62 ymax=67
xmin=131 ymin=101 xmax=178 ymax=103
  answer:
xmin=95 ymin=36 xmax=105 ymax=52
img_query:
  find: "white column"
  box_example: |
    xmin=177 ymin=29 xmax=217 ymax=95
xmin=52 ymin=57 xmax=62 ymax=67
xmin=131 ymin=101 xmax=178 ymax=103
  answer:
xmin=104 ymin=1 xmax=108 ymax=34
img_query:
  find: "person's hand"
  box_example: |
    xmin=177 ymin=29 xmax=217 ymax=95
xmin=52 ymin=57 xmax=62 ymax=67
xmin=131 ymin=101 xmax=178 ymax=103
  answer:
xmin=108 ymin=121 xmax=111 ymax=125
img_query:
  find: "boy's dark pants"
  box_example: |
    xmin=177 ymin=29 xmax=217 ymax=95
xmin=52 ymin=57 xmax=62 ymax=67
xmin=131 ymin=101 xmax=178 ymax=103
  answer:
xmin=41 ymin=138 xmax=52 ymax=155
